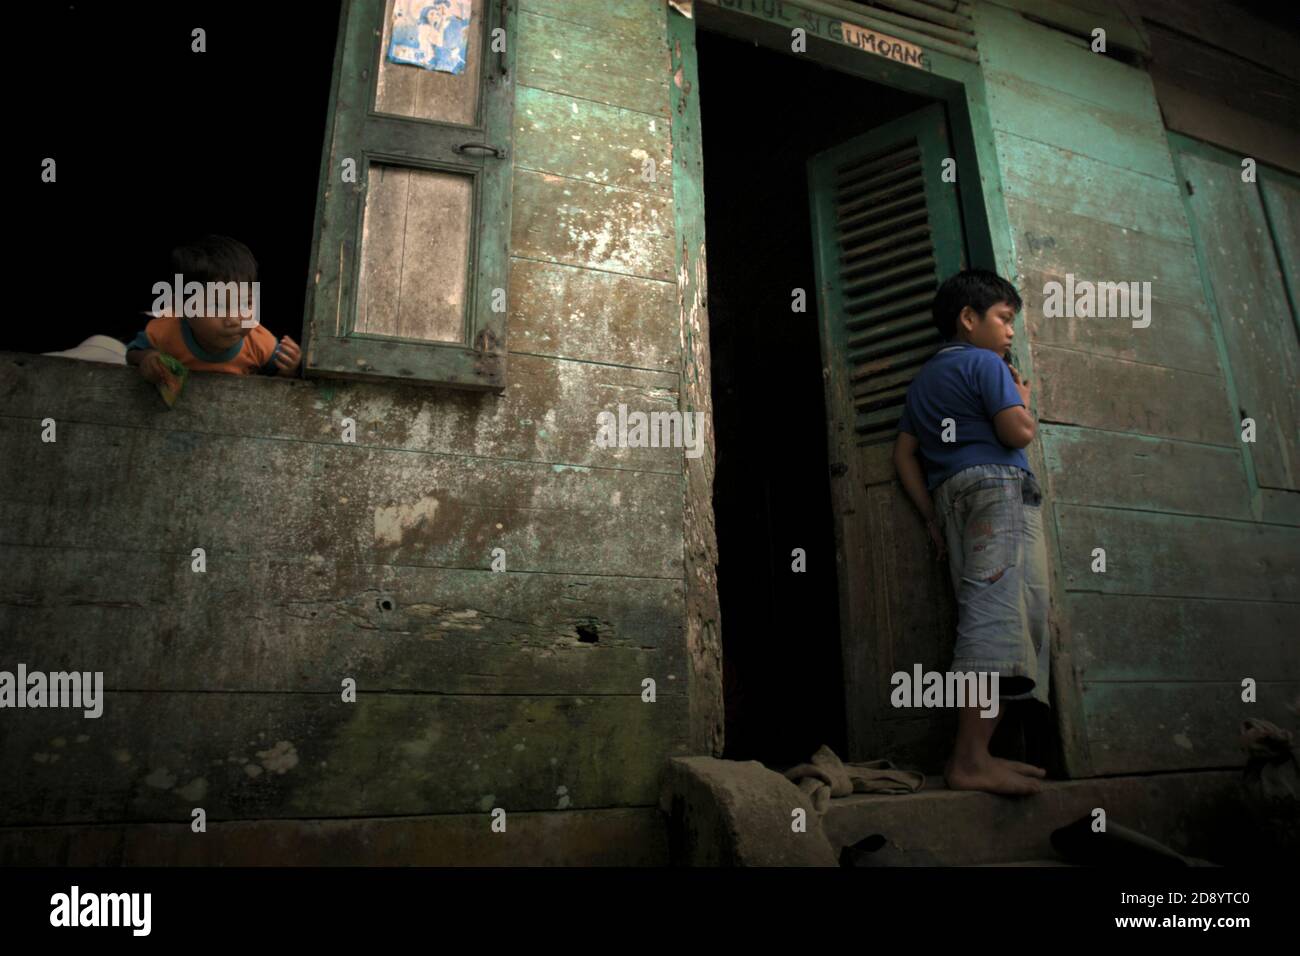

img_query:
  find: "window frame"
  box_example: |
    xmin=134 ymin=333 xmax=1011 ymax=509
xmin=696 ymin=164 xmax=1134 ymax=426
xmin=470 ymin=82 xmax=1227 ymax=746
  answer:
xmin=302 ymin=0 xmax=517 ymax=391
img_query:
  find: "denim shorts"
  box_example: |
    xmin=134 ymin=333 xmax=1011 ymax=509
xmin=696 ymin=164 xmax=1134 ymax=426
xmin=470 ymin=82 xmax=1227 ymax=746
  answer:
xmin=932 ymin=464 xmax=1050 ymax=706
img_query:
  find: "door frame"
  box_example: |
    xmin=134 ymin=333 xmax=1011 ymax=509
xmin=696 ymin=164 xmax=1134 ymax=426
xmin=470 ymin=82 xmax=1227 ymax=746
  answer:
xmin=670 ymin=0 xmax=1093 ymax=777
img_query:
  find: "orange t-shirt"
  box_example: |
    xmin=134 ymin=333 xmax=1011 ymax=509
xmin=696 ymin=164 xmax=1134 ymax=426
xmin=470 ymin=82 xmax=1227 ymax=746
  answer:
xmin=126 ymin=314 xmax=281 ymax=375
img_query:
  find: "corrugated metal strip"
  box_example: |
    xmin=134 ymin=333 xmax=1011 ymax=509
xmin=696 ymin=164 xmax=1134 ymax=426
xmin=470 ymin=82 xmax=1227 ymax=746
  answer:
xmin=814 ymin=0 xmax=979 ymax=60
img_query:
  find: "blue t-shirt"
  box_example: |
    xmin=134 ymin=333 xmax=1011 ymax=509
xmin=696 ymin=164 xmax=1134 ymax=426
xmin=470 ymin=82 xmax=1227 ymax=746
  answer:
xmin=897 ymin=343 xmax=1032 ymax=490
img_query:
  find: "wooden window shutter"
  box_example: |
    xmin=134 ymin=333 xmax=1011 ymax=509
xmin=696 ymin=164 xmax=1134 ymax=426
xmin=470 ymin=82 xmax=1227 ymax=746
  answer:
xmin=304 ymin=0 xmax=517 ymax=390
xmin=807 ymin=103 xmax=967 ymax=444
xmin=1173 ymin=135 xmax=1300 ymax=492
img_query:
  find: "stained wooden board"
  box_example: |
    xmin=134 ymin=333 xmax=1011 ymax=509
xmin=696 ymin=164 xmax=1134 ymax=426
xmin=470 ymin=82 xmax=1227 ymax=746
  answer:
xmin=511 ymin=169 xmax=675 ymax=280
xmin=668 ymin=8 xmax=724 ymax=757
xmin=1034 ymin=345 xmax=1233 ymax=445
xmin=975 ymin=2 xmax=1161 ymax=120
xmin=1260 ymin=175 xmax=1300 ymax=329
xmin=1146 ymin=24 xmax=1300 ymax=131
xmin=1151 ymin=76 xmax=1300 ymax=178
xmin=1124 ymin=0 xmax=1300 ymax=82
xmin=868 ymin=483 xmax=956 ymax=701
xmin=1181 ymin=151 xmax=1300 ymax=491
xmin=1082 ymin=681 xmax=1300 ymax=774
xmin=984 ymin=68 xmax=1175 ymax=181
xmin=1260 ymin=489 xmax=1300 ymax=528
xmin=0 ymin=807 xmax=670 ymax=866
xmin=1069 ymin=593 xmax=1300 ymax=682
xmin=517 ymin=10 xmax=669 ymax=117
xmin=981 ymin=0 xmax=1149 ymax=55
xmin=508 ymin=258 xmax=678 ymax=369
xmin=356 ymin=165 xmax=471 ymax=343
xmin=0 ymin=692 xmax=690 ymax=824
xmin=0 ymin=546 xmax=687 ymax=695
xmin=1056 ymin=504 xmax=1300 ymax=601
xmin=1019 ymin=269 xmax=1221 ymax=376
xmin=1041 ymin=424 xmax=1251 ymax=520
xmin=1007 ymin=197 xmax=1206 ymax=309
xmin=519 ymin=0 xmax=667 ymax=46
xmin=514 ymin=86 xmax=672 ymax=196
xmin=0 ymin=417 xmax=684 ymax=579
xmin=995 ymin=131 xmax=1191 ymax=244
xmin=0 ymin=352 xmax=679 ymax=472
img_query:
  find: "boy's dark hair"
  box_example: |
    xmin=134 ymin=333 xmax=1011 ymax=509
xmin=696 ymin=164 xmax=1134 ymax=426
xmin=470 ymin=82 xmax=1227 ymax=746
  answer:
xmin=170 ymin=234 xmax=258 ymax=285
xmin=931 ymin=268 xmax=1022 ymax=339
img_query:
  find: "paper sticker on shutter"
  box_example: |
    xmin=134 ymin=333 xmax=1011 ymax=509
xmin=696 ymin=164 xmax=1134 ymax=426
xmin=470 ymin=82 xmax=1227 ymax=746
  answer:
xmin=387 ymin=0 xmax=472 ymax=74
xmin=376 ymin=0 xmax=482 ymax=125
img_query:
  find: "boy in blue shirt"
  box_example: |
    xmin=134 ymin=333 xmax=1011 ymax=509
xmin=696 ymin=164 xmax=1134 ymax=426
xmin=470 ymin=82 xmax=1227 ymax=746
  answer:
xmin=894 ymin=270 xmax=1050 ymax=795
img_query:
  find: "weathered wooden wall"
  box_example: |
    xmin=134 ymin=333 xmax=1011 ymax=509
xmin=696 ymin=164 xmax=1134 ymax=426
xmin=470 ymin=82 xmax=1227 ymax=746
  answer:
xmin=0 ymin=0 xmax=712 ymax=865
xmin=976 ymin=0 xmax=1300 ymax=775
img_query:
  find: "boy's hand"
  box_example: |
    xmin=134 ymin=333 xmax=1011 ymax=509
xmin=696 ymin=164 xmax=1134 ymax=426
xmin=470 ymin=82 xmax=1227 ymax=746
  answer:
xmin=1009 ymin=363 xmax=1032 ymax=406
xmin=925 ymin=517 xmax=947 ymax=561
xmin=273 ymin=336 xmax=302 ymax=376
xmin=137 ymin=349 xmax=179 ymax=393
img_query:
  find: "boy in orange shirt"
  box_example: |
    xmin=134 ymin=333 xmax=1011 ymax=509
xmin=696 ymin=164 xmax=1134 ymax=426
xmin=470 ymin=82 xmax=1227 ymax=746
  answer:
xmin=126 ymin=235 xmax=301 ymax=392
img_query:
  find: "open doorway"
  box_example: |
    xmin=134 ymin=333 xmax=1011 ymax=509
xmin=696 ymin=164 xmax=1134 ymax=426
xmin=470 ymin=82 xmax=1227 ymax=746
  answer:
xmin=700 ymin=26 xmax=1055 ymax=775
xmin=700 ymin=28 xmax=941 ymax=768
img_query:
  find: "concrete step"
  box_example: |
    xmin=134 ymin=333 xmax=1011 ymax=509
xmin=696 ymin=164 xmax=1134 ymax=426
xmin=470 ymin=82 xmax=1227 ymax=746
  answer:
xmin=824 ymin=770 xmax=1255 ymax=866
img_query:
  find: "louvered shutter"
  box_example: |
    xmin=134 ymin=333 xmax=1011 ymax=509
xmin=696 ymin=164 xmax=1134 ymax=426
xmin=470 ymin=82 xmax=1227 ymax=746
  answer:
xmin=808 ymin=103 xmax=966 ymax=444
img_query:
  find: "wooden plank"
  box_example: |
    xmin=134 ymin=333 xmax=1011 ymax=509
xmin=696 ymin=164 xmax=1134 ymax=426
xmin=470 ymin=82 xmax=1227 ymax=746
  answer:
xmin=981 ymin=0 xmax=1149 ymax=55
xmin=519 ymin=0 xmax=667 ymax=45
xmin=514 ymin=86 xmax=672 ymax=196
xmin=975 ymin=1 xmax=1160 ymax=119
xmin=1121 ymin=0 xmax=1300 ymax=82
xmin=0 ymin=692 xmax=690 ymax=824
xmin=517 ymin=10 xmax=669 ymax=117
xmin=1260 ymin=489 xmax=1300 ymax=528
xmin=1260 ymin=174 xmax=1300 ymax=333
xmin=1034 ymin=345 xmax=1234 ymax=445
xmin=984 ymin=68 xmax=1175 ymax=181
xmin=1180 ymin=150 xmax=1300 ymax=491
xmin=994 ymin=131 xmax=1191 ymax=243
xmin=1056 ymin=504 xmax=1300 ymax=601
xmin=1145 ymin=23 xmax=1300 ymax=131
xmin=868 ymin=482 xmax=957 ymax=726
xmin=374 ymin=0 xmax=484 ymax=125
xmin=0 ymin=417 xmax=684 ymax=579
xmin=1070 ymin=593 xmax=1300 ymax=682
xmin=0 ymin=807 xmax=670 ymax=866
xmin=508 ymin=258 xmax=678 ymax=368
xmin=356 ymin=166 xmax=471 ymax=342
xmin=1019 ymin=269 xmax=1221 ymax=376
xmin=1083 ymin=681 xmax=1300 ymax=774
xmin=1041 ymin=424 xmax=1251 ymax=520
xmin=668 ymin=7 xmax=724 ymax=758
xmin=0 ymin=546 xmax=686 ymax=695
xmin=511 ymin=168 xmax=675 ymax=280
xmin=1150 ymin=73 xmax=1300 ymax=178
xmin=1007 ymin=197 xmax=1206 ymax=309
xmin=0 ymin=351 xmax=680 ymax=471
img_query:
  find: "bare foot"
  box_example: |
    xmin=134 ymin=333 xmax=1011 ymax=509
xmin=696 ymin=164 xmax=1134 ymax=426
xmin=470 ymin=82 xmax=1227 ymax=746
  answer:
xmin=944 ymin=755 xmax=1044 ymax=795
xmin=995 ymin=757 xmax=1047 ymax=779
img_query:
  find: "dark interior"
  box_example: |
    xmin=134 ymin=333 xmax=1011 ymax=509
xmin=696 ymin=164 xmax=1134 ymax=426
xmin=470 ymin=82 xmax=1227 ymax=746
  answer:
xmin=697 ymin=29 xmax=934 ymax=767
xmin=17 ymin=1 xmax=342 ymax=356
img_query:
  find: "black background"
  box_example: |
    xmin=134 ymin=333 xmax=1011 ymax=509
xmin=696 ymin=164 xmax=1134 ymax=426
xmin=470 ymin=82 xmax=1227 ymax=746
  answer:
xmin=17 ymin=0 xmax=342 ymax=355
